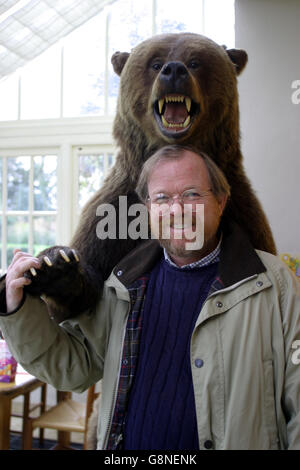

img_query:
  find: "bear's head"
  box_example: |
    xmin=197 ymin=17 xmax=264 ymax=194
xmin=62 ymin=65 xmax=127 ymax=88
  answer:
xmin=111 ymin=33 xmax=247 ymax=164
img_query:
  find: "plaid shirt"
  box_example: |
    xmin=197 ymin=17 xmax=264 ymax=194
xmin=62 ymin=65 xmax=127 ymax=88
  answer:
xmin=106 ymin=255 xmax=224 ymax=450
xmin=163 ymin=234 xmax=222 ymax=270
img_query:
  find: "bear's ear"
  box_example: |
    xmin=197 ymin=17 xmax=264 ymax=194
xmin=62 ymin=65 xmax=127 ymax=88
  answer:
xmin=223 ymin=47 xmax=248 ymax=75
xmin=111 ymin=51 xmax=130 ymax=76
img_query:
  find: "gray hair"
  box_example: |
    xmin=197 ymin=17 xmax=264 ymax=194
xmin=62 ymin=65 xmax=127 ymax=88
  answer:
xmin=136 ymin=144 xmax=231 ymax=203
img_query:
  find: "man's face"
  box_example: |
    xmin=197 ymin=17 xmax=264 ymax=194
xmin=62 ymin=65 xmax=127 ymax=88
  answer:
xmin=147 ymin=150 xmax=227 ymax=263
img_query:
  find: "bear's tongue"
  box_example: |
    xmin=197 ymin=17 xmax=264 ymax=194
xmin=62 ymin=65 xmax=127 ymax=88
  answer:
xmin=164 ymin=102 xmax=189 ymax=124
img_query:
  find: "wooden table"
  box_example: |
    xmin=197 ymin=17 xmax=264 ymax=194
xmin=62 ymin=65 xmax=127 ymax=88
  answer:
xmin=0 ymin=365 xmax=46 ymax=449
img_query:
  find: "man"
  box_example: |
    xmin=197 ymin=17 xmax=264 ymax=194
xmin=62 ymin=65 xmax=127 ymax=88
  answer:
xmin=1 ymin=145 xmax=300 ymax=450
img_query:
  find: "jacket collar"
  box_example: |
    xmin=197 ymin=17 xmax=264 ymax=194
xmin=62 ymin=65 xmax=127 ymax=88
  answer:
xmin=113 ymin=219 xmax=266 ymax=289
xmin=218 ymin=219 xmax=266 ymax=288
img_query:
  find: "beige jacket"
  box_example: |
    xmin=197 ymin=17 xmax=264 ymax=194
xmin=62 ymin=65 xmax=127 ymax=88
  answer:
xmin=1 ymin=222 xmax=300 ymax=450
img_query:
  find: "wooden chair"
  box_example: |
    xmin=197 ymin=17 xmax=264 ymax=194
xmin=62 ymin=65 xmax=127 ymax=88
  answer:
xmin=23 ymin=383 xmax=100 ymax=450
xmin=8 ymin=380 xmax=47 ymax=449
xmin=17 ymin=382 xmax=47 ymax=449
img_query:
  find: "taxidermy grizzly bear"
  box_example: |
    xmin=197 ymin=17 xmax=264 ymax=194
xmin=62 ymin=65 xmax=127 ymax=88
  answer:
xmin=25 ymin=32 xmax=276 ymax=322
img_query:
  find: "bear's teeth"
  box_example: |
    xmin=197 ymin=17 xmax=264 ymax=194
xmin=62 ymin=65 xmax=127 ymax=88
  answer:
xmin=183 ymin=115 xmax=191 ymax=127
xmin=159 ymin=98 xmax=164 ymax=114
xmin=161 ymin=115 xmax=191 ymax=129
xmin=161 ymin=115 xmax=169 ymax=127
xmin=162 ymin=95 xmax=191 ymax=113
xmin=185 ymin=97 xmax=191 ymax=113
xmin=165 ymin=95 xmax=185 ymax=103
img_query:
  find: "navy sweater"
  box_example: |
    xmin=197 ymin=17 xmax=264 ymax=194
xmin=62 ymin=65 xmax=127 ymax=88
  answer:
xmin=124 ymin=257 xmax=218 ymax=450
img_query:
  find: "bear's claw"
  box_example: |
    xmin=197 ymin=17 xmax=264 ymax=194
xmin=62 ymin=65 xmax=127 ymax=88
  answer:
xmin=24 ymin=246 xmax=83 ymax=298
xmin=23 ymin=245 xmax=99 ymax=322
xmin=43 ymin=256 xmax=52 ymax=267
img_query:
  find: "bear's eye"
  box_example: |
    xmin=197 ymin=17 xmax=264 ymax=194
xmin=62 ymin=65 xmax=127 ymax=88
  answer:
xmin=188 ymin=60 xmax=200 ymax=70
xmin=152 ymin=62 xmax=163 ymax=71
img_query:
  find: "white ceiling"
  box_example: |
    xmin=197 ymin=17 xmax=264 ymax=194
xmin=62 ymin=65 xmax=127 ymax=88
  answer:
xmin=0 ymin=0 xmax=116 ymax=79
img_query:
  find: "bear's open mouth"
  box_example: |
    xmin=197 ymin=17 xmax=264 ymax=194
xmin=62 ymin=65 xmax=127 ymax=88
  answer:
xmin=154 ymin=94 xmax=199 ymax=135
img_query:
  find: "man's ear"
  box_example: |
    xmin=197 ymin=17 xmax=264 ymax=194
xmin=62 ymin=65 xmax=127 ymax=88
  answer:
xmin=218 ymin=194 xmax=229 ymax=217
xmin=111 ymin=51 xmax=130 ymax=76
xmin=223 ymin=46 xmax=248 ymax=75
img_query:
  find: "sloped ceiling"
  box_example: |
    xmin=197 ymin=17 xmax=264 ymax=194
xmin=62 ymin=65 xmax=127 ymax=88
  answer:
xmin=0 ymin=0 xmax=116 ymax=79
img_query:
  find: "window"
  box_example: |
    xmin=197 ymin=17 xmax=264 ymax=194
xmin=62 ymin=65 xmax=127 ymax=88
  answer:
xmin=0 ymin=143 xmax=115 ymax=274
xmin=0 ymin=0 xmax=235 ymax=120
xmin=0 ymin=151 xmax=58 ymax=271
xmin=0 ymin=0 xmax=235 ymax=270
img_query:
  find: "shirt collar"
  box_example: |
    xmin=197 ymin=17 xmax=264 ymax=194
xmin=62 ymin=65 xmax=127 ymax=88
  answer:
xmin=163 ymin=234 xmax=222 ymax=269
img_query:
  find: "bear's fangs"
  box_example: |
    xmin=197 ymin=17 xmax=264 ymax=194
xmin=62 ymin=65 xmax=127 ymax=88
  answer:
xmin=156 ymin=94 xmax=194 ymax=130
xmin=158 ymin=95 xmax=191 ymax=114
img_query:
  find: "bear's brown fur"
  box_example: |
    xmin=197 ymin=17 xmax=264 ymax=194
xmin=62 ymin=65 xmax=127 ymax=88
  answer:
xmin=25 ymin=32 xmax=276 ymax=323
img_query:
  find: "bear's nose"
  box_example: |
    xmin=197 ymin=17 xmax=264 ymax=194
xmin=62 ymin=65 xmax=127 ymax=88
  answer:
xmin=160 ymin=61 xmax=188 ymax=85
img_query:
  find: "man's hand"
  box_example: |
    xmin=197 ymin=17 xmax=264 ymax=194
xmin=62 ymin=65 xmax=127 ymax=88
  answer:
xmin=6 ymin=249 xmax=41 ymax=312
xmin=4 ymin=245 xmax=100 ymax=322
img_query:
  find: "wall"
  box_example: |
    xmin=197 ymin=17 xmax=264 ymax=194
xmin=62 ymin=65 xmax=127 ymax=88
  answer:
xmin=235 ymin=0 xmax=300 ymax=254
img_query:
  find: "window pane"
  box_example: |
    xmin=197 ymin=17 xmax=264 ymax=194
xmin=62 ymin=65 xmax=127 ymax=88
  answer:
xmin=0 ymin=158 xmax=2 ymax=209
xmin=155 ymin=0 xmax=235 ymax=46
xmin=108 ymin=154 xmax=114 ymax=167
xmin=108 ymin=0 xmax=152 ymax=115
xmin=0 ymin=74 xmax=18 ymax=121
xmin=7 ymin=215 xmax=29 ymax=264
xmin=33 ymin=216 xmax=56 ymax=256
xmin=156 ymin=0 xmax=204 ymax=34
xmin=107 ymin=67 xmax=119 ymax=116
xmin=20 ymin=44 xmax=61 ymax=119
xmin=63 ymin=14 xmax=106 ymax=117
xmin=34 ymin=155 xmax=57 ymax=211
xmin=109 ymin=0 xmax=152 ymax=51
xmin=7 ymin=156 xmax=30 ymax=211
xmin=204 ymin=0 xmax=235 ymax=47
xmin=78 ymin=154 xmax=106 ymax=208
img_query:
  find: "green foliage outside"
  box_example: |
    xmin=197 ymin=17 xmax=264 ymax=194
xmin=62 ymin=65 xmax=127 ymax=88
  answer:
xmin=6 ymin=156 xmax=57 ymax=211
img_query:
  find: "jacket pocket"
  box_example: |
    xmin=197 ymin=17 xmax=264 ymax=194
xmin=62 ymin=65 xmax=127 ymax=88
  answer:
xmin=263 ymin=359 xmax=280 ymax=449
